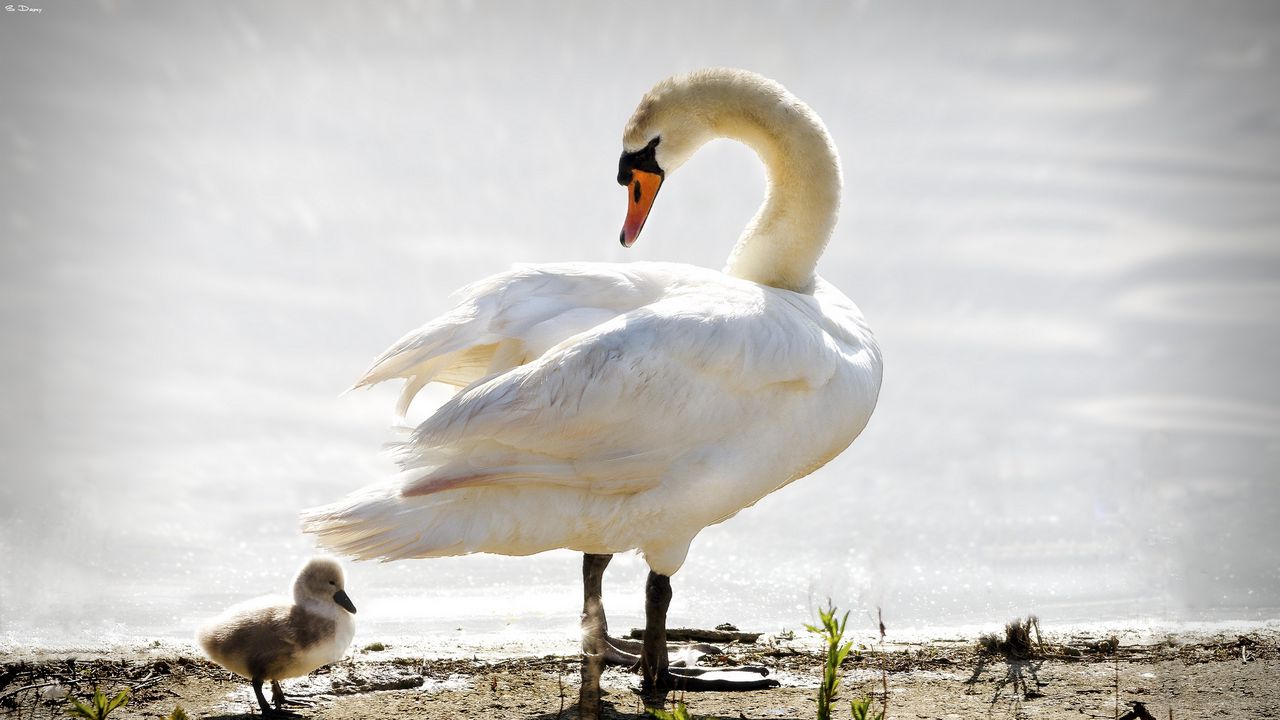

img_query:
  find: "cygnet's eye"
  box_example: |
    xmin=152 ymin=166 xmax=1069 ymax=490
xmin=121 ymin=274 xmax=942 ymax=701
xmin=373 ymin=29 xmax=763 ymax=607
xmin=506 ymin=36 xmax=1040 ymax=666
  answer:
xmin=328 ymin=580 xmax=336 ymax=586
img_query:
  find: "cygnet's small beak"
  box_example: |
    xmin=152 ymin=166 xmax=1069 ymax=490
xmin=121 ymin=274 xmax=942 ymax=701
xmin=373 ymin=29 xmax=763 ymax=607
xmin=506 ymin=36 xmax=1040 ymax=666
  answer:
xmin=619 ymin=169 xmax=663 ymax=248
xmin=333 ymin=589 xmax=357 ymax=614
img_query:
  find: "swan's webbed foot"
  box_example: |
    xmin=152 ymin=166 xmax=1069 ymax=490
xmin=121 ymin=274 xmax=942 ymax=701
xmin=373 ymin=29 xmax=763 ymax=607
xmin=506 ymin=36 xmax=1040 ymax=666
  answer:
xmin=638 ymin=571 xmax=782 ymax=698
xmin=582 ymin=557 xmax=784 ymax=718
xmin=647 ymin=666 xmax=780 ymax=693
xmin=600 ymin=634 xmax=722 ymax=669
xmin=604 ymin=633 xmax=777 ymax=691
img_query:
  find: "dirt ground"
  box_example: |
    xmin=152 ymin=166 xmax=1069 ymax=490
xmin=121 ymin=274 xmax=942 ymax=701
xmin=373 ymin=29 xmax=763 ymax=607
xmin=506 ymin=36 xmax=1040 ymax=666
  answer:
xmin=3 ymin=628 xmax=1277 ymax=719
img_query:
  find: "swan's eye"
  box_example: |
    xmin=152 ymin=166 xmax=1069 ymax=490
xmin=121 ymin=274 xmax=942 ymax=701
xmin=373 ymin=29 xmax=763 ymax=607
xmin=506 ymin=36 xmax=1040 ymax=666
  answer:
xmin=328 ymin=581 xmax=336 ymax=586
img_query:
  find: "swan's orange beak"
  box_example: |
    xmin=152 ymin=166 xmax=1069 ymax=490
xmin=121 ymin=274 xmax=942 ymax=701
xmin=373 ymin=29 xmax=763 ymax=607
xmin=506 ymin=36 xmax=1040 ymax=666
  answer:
xmin=620 ymin=169 xmax=663 ymax=247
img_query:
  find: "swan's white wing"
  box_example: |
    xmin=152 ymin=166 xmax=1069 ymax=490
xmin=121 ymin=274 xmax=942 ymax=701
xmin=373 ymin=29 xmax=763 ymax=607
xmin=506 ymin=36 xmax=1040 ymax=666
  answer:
xmin=352 ymin=263 xmax=668 ymax=416
xmin=389 ymin=279 xmax=839 ymax=499
xmin=304 ymin=267 xmax=876 ymax=565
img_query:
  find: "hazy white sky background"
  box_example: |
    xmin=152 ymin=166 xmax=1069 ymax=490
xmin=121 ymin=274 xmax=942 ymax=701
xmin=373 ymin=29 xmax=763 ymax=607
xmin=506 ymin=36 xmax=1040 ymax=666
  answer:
xmin=1 ymin=1 xmax=1278 ymax=651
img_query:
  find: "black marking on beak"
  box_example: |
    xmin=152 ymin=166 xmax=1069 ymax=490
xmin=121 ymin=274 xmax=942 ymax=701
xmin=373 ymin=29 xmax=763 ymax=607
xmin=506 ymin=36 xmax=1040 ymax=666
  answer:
xmin=333 ymin=589 xmax=357 ymax=614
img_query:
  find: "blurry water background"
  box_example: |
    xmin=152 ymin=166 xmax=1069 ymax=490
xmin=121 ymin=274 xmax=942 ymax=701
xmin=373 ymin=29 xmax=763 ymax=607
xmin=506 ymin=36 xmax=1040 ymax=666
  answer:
xmin=2 ymin=1 xmax=1278 ymax=653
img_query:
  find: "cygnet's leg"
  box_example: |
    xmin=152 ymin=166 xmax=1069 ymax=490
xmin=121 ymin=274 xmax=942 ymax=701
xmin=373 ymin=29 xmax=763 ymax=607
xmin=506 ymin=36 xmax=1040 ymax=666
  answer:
xmin=252 ymin=678 xmax=271 ymax=715
xmin=640 ymin=571 xmax=779 ymax=702
xmin=252 ymin=678 xmax=300 ymax=718
xmin=271 ymin=681 xmax=314 ymax=709
xmin=271 ymin=680 xmax=286 ymax=709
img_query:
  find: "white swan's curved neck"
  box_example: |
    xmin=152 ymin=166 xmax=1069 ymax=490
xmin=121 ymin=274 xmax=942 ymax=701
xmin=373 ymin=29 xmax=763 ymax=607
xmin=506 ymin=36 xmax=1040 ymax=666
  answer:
xmin=715 ymin=92 xmax=842 ymax=294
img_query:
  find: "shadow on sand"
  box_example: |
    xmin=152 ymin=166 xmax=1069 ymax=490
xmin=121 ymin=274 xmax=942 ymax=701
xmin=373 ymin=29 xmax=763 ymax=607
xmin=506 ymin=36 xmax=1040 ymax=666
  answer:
xmin=964 ymin=654 xmax=1047 ymax=709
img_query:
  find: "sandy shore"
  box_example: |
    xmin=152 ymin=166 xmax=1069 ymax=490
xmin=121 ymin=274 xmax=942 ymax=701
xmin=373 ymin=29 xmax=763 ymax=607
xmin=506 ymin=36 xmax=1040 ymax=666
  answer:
xmin=2 ymin=627 xmax=1276 ymax=719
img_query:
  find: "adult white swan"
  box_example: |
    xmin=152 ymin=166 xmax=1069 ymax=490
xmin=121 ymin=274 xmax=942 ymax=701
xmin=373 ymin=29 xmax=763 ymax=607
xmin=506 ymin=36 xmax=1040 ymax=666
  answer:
xmin=302 ymin=68 xmax=882 ymax=711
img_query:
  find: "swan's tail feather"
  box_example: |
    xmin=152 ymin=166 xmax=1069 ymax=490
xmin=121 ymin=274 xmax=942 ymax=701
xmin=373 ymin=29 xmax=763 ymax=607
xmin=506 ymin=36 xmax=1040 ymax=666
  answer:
xmin=300 ymin=475 xmax=586 ymax=563
xmin=300 ymin=481 xmax=470 ymax=562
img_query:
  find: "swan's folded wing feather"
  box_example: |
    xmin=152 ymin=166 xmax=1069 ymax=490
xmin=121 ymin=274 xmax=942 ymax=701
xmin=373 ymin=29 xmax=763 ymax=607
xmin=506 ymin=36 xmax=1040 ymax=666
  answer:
xmin=396 ymin=445 xmax=671 ymax=497
xmin=392 ymin=287 xmax=841 ymax=498
xmin=351 ymin=263 xmax=665 ymax=415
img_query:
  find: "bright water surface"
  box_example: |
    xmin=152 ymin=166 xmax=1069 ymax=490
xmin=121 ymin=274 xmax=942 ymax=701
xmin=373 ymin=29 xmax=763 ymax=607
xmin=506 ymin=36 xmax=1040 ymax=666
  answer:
xmin=2 ymin=1 xmax=1278 ymax=653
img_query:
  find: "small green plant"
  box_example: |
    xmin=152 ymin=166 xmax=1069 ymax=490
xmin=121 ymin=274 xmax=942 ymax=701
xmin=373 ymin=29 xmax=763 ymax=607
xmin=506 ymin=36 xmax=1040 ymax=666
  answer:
xmin=166 ymin=706 xmax=189 ymax=720
xmin=65 ymin=687 xmax=129 ymax=720
xmin=361 ymin=641 xmax=388 ymax=652
xmin=645 ymin=701 xmax=696 ymax=720
xmin=850 ymin=695 xmax=885 ymax=720
xmin=806 ymin=600 xmax=853 ymax=720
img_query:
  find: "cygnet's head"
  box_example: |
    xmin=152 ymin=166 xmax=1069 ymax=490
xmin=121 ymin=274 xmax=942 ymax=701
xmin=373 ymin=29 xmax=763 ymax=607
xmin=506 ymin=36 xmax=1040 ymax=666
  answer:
xmin=293 ymin=556 xmax=357 ymax=614
xmin=617 ymin=68 xmax=780 ymax=247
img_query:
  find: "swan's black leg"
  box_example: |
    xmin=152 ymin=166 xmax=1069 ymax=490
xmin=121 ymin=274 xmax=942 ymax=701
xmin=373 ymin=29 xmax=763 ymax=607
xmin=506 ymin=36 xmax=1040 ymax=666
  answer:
xmin=579 ymin=552 xmax=613 ymax=720
xmin=640 ymin=571 xmax=780 ymax=702
xmin=640 ymin=570 xmax=672 ymax=698
xmin=579 ymin=559 xmax=707 ymax=669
